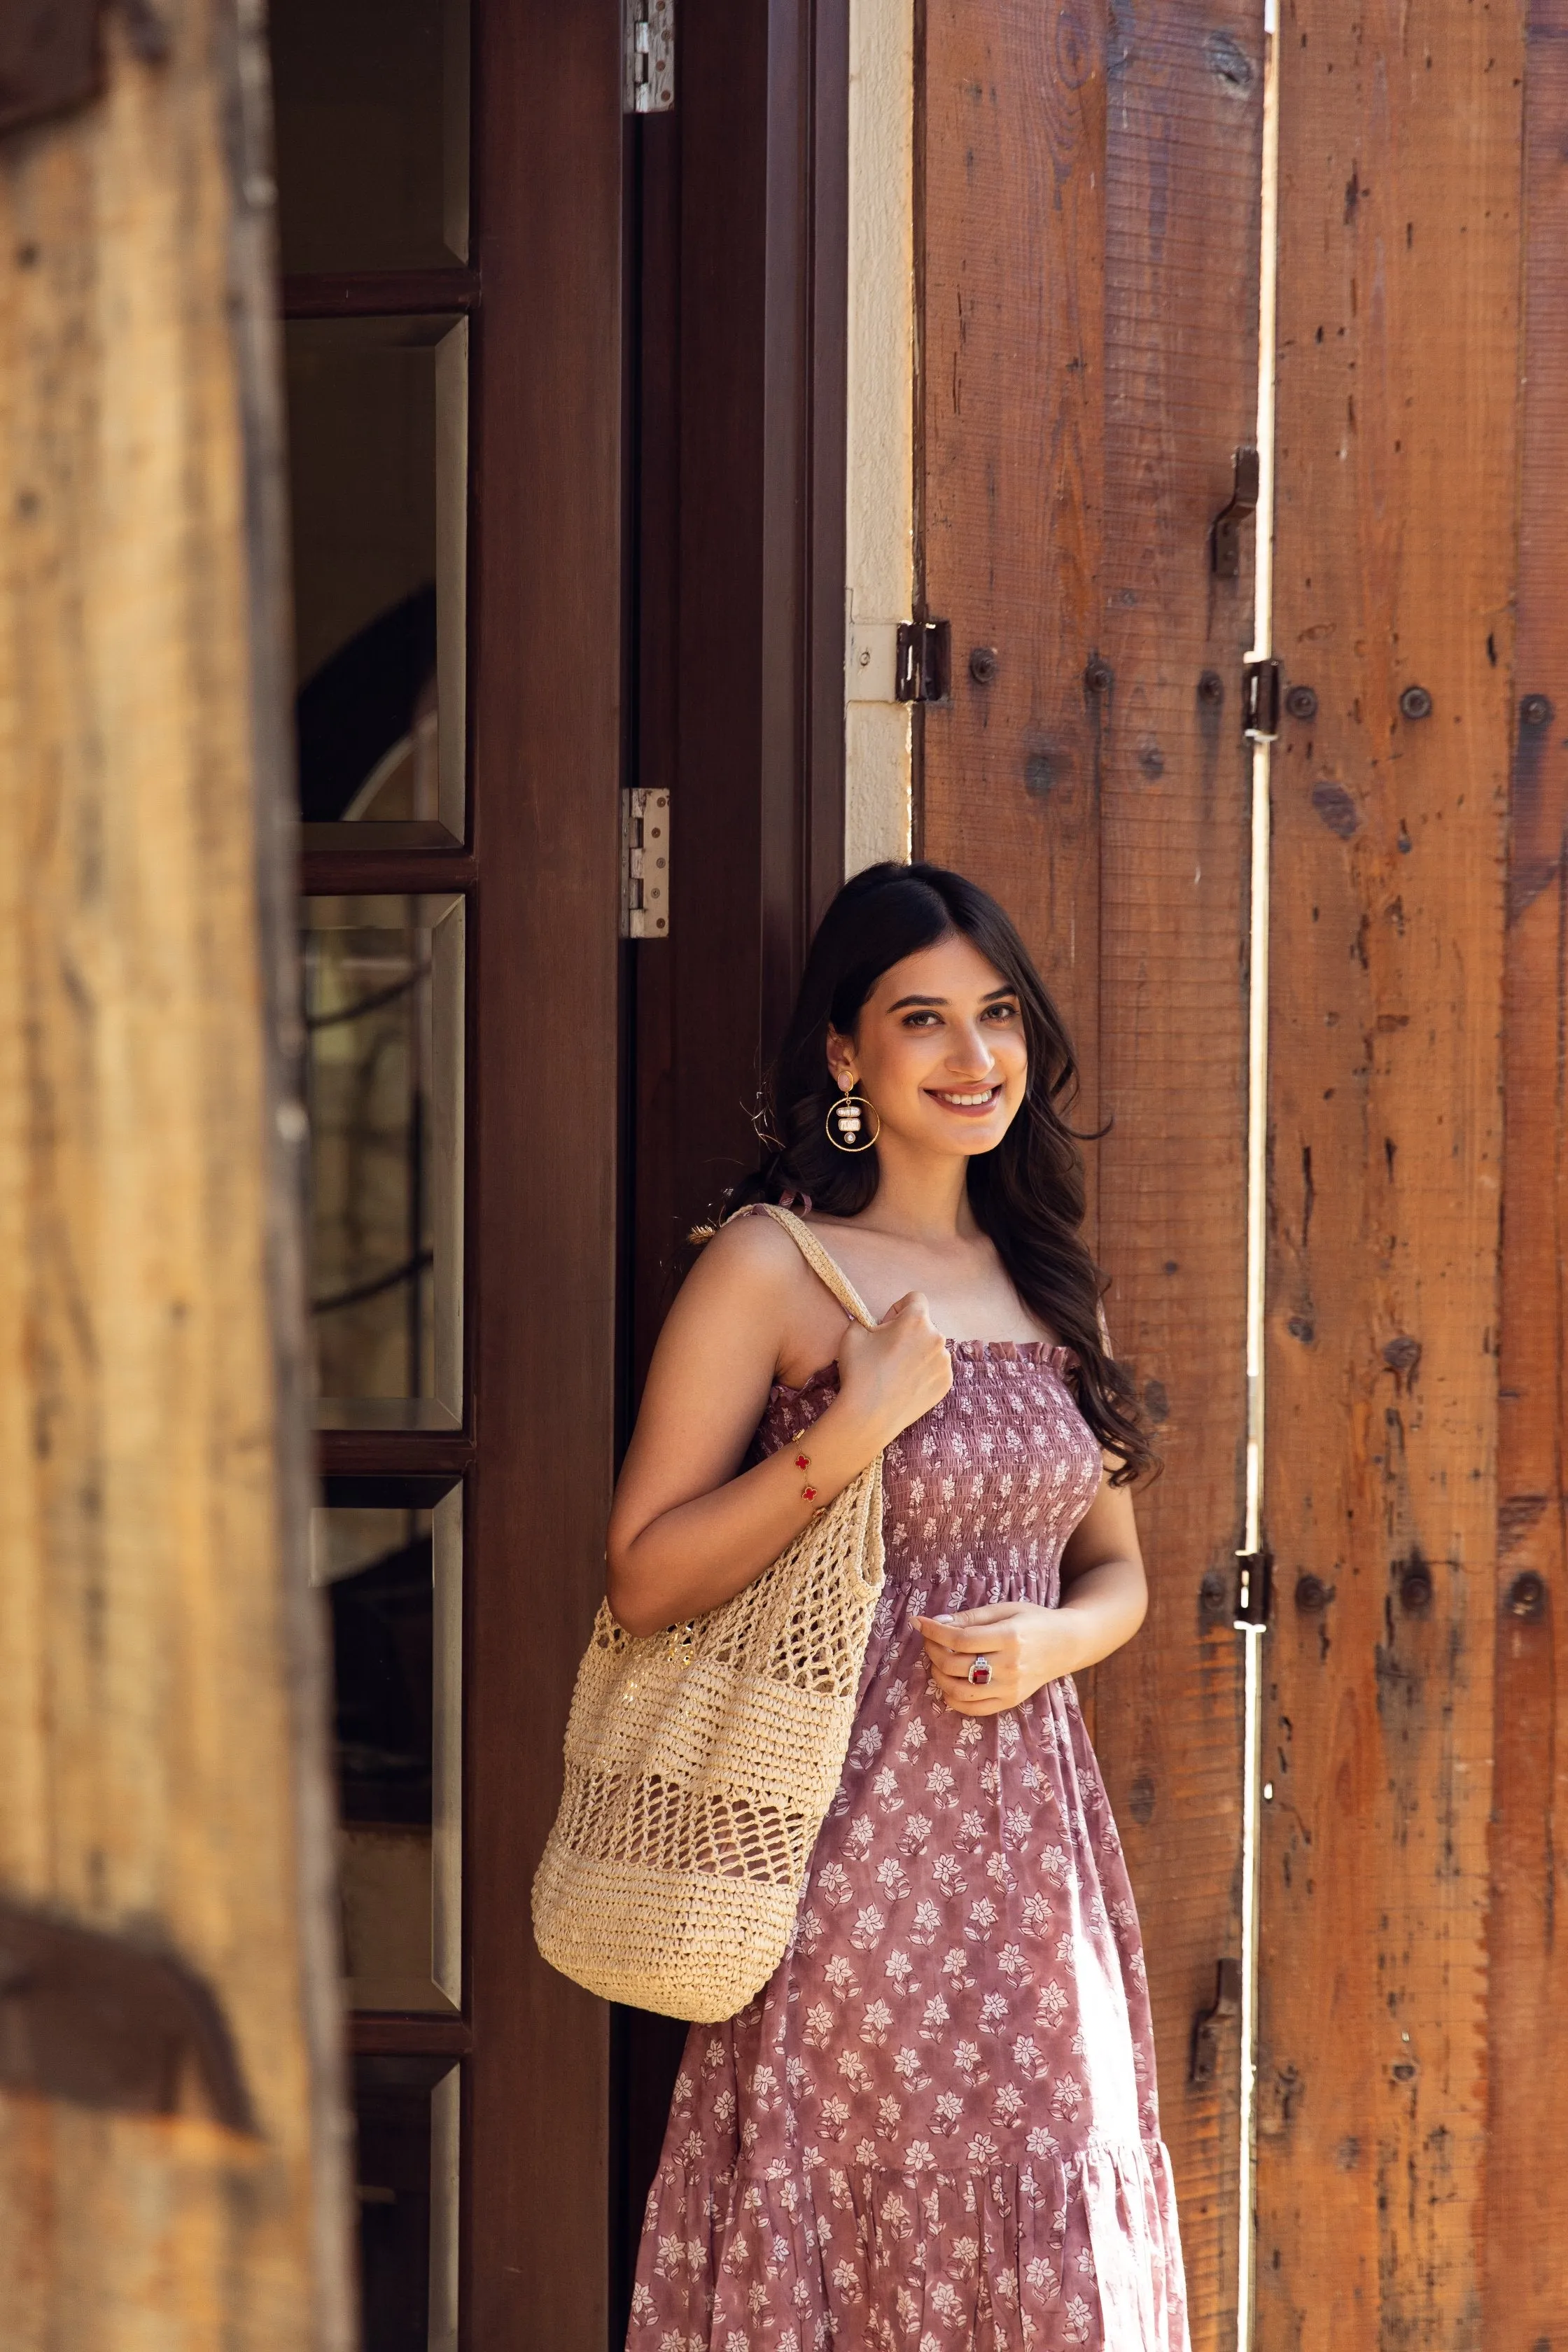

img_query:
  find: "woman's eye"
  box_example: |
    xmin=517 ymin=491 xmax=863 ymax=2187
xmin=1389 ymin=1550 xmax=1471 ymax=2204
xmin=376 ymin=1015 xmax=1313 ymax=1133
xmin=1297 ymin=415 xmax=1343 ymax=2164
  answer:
xmin=902 ymin=1010 xmax=940 ymax=1028
xmin=981 ymin=1002 xmax=1018 ymax=1023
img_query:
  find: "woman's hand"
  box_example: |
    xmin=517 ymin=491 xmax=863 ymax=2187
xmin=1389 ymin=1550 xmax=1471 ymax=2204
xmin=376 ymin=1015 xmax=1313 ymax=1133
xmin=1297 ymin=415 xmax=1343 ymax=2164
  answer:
xmin=915 ymin=1489 xmax=1150 ymax=1713
xmin=915 ymin=1602 xmax=1085 ymax=1716
xmin=836 ymin=1291 xmax=952 ymax=1450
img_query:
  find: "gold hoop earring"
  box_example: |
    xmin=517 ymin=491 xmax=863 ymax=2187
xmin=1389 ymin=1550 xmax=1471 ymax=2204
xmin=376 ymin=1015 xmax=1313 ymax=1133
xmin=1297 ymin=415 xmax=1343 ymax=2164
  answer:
xmin=826 ymin=1086 xmax=881 ymax=1153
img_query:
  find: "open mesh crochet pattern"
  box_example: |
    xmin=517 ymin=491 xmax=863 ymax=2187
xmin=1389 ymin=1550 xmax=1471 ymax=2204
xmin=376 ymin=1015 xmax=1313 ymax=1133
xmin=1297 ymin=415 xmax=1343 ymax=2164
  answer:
xmin=532 ymin=1208 xmax=887 ymax=2023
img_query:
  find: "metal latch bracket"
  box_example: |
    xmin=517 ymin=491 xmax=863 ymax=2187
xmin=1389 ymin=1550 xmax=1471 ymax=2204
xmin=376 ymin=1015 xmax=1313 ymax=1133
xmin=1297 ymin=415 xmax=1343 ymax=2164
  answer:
xmin=1242 ymin=657 xmax=1282 ymax=743
xmin=895 ymin=620 xmax=951 ymax=705
xmin=1212 ymin=445 xmax=1260 ymax=578
xmin=1233 ymin=1547 xmax=1273 ymax=1630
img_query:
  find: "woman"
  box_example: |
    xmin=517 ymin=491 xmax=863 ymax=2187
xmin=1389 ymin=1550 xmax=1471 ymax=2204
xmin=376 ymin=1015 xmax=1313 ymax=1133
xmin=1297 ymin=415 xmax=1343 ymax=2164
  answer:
xmin=609 ymin=863 xmax=1189 ymax=2351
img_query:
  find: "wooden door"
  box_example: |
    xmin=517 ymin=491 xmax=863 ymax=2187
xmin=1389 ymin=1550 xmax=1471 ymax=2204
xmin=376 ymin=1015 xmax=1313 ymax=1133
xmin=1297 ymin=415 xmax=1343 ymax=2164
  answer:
xmin=916 ymin=5 xmax=1568 ymax=2348
xmin=268 ymin=0 xmax=624 ymax=2341
xmin=914 ymin=7 xmax=1264 ymax=2346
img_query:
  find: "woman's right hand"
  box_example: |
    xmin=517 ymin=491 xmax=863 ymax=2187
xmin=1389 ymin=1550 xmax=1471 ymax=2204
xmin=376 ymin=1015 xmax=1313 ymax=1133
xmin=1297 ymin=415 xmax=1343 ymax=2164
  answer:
xmin=836 ymin=1292 xmax=952 ymax=1449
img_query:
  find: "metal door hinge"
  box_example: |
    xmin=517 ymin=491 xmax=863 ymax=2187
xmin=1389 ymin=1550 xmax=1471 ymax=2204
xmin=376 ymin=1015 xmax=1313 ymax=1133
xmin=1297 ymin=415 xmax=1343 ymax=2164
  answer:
xmin=1242 ymin=657 xmax=1282 ymax=743
xmin=895 ymin=619 xmax=951 ymax=704
xmin=1233 ymin=1547 xmax=1273 ymax=1630
xmin=622 ymin=789 xmax=671 ymax=938
xmin=623 ymin=0 xmax=674 ymax=113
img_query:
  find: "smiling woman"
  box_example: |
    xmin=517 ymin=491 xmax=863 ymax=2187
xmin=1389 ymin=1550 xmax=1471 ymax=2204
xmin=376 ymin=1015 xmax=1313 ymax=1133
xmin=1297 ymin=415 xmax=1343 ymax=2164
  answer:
xmin=602 ymin=862 xmax=1188 ymax=2352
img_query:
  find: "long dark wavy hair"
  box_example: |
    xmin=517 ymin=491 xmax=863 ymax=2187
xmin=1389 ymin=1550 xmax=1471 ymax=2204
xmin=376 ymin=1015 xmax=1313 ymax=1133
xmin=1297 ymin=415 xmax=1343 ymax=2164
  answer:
xmin=720 ymin=861 xmax=1156 ymax=1485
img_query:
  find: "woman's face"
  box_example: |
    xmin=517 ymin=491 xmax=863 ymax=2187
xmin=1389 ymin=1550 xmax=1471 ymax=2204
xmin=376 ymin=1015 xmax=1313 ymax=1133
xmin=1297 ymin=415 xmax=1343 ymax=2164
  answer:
xmin=826 ymin=931 xmax=1028 ymax=1162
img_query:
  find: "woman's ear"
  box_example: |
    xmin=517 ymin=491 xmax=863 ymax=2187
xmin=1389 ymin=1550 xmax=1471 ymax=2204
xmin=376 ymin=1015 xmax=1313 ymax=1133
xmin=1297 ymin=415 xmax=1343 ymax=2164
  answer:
xmin=824 ymin=1028 xmax=855 ymax=1089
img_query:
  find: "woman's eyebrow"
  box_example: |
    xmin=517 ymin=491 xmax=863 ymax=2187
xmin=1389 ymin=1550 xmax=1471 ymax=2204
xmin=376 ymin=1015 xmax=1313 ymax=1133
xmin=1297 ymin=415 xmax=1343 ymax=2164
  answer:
xmin=884 ymin=985 xmax=1017 ymax=1011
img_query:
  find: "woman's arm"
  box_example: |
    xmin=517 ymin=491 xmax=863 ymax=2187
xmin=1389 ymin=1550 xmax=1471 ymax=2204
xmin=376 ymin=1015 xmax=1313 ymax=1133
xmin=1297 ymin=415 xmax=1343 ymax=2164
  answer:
xmin=915 ymin=1458 xmax=1148 ymax=1714
xmin=606 ymin=1217 xmax=952 ymax=1638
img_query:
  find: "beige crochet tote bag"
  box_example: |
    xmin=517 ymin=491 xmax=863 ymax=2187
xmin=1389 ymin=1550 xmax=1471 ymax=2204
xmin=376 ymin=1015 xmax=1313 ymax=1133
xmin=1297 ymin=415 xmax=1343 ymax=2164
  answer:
xmin=531 ymin=1206 xmax=885 ymax=2023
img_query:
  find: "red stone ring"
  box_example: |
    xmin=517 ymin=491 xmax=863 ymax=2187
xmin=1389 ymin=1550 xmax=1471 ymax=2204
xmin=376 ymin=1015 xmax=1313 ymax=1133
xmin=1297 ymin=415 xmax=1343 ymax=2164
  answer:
xmin=965 ymin=1654 xmax=993 ymax=1688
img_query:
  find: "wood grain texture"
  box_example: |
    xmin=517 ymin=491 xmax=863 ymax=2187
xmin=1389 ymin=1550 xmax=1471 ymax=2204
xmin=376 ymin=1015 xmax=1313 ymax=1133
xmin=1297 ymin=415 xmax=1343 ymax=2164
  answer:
xmin=0 ymin=4 xmax=351 ymax=2344
xmin=1484 ymin=5 xmax=1568 ymax=2339
xmin=920 ymin=0 xmax=1107 ymax=1101
xmin=918 ymin=8 xmax=1257 ymax=2343
xmin=1091 ymin=11 xmax=1261 ymax=2342
xmin=1259 ymin=1 xmax=1523 ymax=2339
xmin=465 ymin=0 xmax=624 ymax=2336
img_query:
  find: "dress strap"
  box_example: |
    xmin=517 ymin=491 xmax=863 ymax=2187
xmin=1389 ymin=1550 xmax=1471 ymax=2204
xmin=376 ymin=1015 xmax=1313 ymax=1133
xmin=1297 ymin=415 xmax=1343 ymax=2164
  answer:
xmin=732 ymin=1203 xmax=878 ymax=1330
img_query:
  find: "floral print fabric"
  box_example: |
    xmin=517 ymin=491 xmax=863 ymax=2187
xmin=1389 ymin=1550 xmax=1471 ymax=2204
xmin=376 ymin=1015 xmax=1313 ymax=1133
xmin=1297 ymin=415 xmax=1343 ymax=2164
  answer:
xmin=629 ymin=1340 xmax=1190 ymax=2352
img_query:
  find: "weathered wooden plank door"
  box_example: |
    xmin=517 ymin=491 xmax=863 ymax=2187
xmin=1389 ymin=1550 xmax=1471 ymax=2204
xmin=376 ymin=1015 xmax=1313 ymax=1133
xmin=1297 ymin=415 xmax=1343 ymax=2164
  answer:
xmin=0 ymin=4 xmax=351 ymax=2344
xmin=1257 ymin=1 xmax=1565 ymax=2343
xmin=916 ymin=7 xmax=1264 ymax=2345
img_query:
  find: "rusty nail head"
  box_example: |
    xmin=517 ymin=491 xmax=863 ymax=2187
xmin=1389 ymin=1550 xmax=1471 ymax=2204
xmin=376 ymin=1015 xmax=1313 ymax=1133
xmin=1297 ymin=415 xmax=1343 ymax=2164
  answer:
xmin=1284 ymin=684 xmax=1319 ymax=722
xmin=1521 ymin=693 xmax=1554 ymax=729
xmin=1197 ymin=670 xmax=1224 ymax=706
xmin=969 ymin=646 xmax=999 ymax=685
xmin=1506 ymin=1572 xmax=1547 ymax=1621
xmin=1399 ymin=685 xmax=1434 ymax=721
xmin=1084 ymin=657 xmax=1114 ymax=694
xmin=1294 ymin=1573 xmax=1329 ymax=1614
xmin=1399 ymin=1566 xmax=1434 ymax=1614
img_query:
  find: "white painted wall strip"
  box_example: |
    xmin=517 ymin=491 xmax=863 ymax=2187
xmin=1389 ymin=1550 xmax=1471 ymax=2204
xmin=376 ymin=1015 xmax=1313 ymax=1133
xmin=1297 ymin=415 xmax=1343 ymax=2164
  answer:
xmin=843 ymin=0 xmax=916 ymax=873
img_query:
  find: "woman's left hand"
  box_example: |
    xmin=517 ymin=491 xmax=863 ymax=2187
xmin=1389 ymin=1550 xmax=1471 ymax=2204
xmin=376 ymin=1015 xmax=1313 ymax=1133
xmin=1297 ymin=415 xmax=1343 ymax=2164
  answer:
xmin=914 ymin=1602 xmax=1084 ymax=1715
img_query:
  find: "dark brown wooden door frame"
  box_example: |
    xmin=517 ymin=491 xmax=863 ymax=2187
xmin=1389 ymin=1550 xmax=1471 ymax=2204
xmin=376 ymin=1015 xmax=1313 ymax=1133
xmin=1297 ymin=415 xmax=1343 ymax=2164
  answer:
xmin=304 ymin=1 xmax=848 ymax=2335
xmin=464 ymin=1 xmax=625 ymax=2344
xmin=296 ymin=1 xmax=624 ymax=2342
xmin=615 ymin=0 xmax=849 ymax=2332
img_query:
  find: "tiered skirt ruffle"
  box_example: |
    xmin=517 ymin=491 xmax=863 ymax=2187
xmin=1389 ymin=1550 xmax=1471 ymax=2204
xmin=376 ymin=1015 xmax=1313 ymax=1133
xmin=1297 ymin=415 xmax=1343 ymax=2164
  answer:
xmin=631 ymin=2132 xmax=1189 ymax=2351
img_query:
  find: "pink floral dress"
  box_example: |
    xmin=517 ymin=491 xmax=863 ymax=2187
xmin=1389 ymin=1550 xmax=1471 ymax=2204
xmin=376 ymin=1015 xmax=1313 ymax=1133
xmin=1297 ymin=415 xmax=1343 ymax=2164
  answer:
xmin=629 ymin=1340 xmax=1190 ymax=2352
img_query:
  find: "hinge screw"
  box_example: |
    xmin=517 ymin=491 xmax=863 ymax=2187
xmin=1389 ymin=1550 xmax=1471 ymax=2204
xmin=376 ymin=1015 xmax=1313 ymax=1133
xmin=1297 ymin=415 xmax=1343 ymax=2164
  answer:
xmin=1084 ymin=657 xmax=1114 ymax=694
xmin=969 ymin=646 xmax=999 ymax=685
xmin=1284 ymin=684 xmax=1319 ymax=721
xmin=1197 ymin=669 xmax=1224 ymax=706
xmin=1399 ymin=685 xmax=1434 ymax=721
xmin=1294 ymin=1573 xmax=1329 ymax=1613
xmin=1521 ymin=693 xmax=1554 ymax=728
xmin=1506 ymin=1572 xmax=1548 ymax=1622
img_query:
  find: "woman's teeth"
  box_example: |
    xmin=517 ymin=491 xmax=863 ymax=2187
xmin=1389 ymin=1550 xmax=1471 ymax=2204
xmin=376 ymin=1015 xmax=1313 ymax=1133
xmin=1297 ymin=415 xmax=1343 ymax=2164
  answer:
xmin=934 ymin=1088 xmax=997 ymax=1106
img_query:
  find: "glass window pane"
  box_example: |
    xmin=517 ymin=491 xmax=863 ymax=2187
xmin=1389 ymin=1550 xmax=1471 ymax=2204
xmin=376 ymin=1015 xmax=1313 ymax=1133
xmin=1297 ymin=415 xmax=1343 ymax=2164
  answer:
xmin=270 ymin=0 xmax=470 ymax=274
xmin=287 ymin=317 xmax=467 ymax=839
xmin=306 ymin=895 xmax=464 ymax=1432
xmin=354 ymin=2057 xmax=460 ymax=2352
xmin=319 ymin=1492 xmax=462 ymax=2013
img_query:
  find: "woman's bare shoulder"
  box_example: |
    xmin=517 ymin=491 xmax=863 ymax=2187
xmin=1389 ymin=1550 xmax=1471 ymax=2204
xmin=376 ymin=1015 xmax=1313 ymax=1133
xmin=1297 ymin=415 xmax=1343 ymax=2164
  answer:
xmin=674 ymin=1207 xmax=817 ymax=1315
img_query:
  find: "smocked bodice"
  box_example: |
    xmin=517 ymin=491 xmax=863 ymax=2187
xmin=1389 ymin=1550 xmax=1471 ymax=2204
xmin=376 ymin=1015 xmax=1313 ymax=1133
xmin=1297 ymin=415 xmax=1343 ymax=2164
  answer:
xmin=754 ymin=1337 xmax=1104 ymax=1611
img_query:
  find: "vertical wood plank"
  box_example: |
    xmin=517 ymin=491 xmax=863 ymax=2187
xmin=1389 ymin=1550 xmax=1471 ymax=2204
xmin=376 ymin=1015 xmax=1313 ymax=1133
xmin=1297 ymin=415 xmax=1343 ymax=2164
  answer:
xmin=1259 ymin=1 xmax=1523 ymax=2337
xmin=1093 ymin=10 xmax=1261 ymax=2341
xmin=0 ymin=5 xmax=351 ymax=2344
xmin=918 ymin=10 xmax=1257 ymax=2344
xmin=919 ymin=0 xmax=1107 ymax=1104
xmin=1485 ymin=5 xmax=1568 ymax=2339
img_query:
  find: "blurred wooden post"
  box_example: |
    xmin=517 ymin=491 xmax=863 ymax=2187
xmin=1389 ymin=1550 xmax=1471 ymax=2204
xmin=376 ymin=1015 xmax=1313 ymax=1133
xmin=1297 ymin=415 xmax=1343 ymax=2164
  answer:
xmin=0 ymin=4 xmax=354 ymax=2345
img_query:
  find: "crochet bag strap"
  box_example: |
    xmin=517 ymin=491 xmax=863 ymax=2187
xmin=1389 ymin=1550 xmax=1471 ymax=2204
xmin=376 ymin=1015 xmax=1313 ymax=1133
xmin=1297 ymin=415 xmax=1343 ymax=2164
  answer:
xmin=736 ymin=1203 xmax=878 ymax=1332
